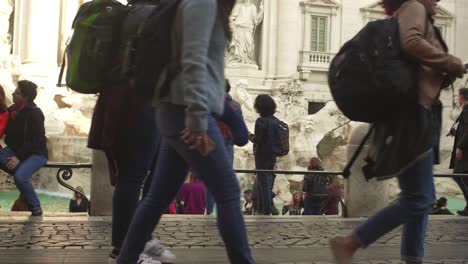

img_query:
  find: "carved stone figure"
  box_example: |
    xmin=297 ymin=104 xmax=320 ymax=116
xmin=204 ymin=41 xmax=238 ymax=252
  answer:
xmin=228 ymin=0 xmax=264 ymax=65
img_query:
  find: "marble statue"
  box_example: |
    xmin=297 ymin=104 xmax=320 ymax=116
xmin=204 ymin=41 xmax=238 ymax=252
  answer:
xmin=228 ymin=0 xmax=264 ymax=65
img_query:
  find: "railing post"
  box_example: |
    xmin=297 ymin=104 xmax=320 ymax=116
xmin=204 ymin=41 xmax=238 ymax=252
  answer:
xmin=345 ymin=123 xmax=394 ymax=217
xmin=90 ymin=150 xmax=113 ymax=216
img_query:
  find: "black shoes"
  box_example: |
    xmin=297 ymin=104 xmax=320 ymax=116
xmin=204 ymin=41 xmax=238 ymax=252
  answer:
xmin=109 ymin=248 xmax=120 ymax=259
xmin=31 ymin=208 xmax=43 ymax=216
xmin=457 ymin=209 xmax=468 ymax=216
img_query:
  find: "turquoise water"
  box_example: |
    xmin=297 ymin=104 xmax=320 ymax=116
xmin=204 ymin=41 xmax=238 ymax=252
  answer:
xmin=0 ymin=190 xmax=70 ymax=213
xmin=0 ymin=189 xmax=465 ymax=214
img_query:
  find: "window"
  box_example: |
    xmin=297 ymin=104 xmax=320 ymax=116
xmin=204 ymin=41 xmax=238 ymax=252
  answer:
xmin=310 ymin=16 xmax=328 ymax=52
xmin=298 ymin=0 xmax=340 ymax=79
xmin=308 ymin=102 xmax=326 ymax=115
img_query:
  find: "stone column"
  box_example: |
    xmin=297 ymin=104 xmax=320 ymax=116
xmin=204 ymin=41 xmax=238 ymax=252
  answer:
xmin=263 ymin=0 xmax=278 ymax=81
xmin=276 ymin=0 xmax=301 ymax=77
xmin=455 ymin=0 xmax=468 ymax=60
xmin=0 ymin=0 xmax=17 ymax=97
xmin=12 ymin=0 xmax=61 ymax=76
xmin=344 ymin=123 xmax=393 ymax=217
xmin=90 ymin=150 xmax=113 ymax=216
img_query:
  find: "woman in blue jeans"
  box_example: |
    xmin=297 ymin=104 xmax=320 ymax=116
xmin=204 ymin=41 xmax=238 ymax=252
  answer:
xmin=0 ymin=80 xmax=48 ymax=216
xmin=330 ymin=0 xmax=466 ymax=263
xmin=116 ymin=0 xmax=255 ymax=263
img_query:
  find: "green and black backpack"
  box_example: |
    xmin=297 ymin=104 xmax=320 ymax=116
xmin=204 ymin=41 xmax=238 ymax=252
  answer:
xmin=57 ymin=0 xmax=129 ymax=94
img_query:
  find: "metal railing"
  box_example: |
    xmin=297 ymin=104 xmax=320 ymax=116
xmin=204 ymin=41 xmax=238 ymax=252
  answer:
xmin=233 ymin=169 xmax=468 ymax=178
xmin=299 ymin=51 xmax=336 ymax=67
xmin=45 ymin=162 xmax=92 ymax=211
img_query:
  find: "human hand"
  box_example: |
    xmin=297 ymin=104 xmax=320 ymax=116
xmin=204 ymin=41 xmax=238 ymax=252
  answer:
xmin=7 ymin=156 xmax=20 ymax=170
xmin=180 ymin=129 xmax=216 ymax=156
xmin=448 ymin=59 xmax=467 ymax=79
xmin=457 ymin=148 xmax=463 ymax=161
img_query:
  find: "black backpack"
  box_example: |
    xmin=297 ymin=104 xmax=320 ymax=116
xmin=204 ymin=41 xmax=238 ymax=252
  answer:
xmin=118 ymin=3 xmax=158 ymax=80
xmin=268 ymin=118 xmax=289 ymax=157
xmin=126 ymin=0 xmax=182 ymax=97
xmin=305 ymin=174 xmax=329 ymax=202
xmin=57 ymin=0 xmax=129 ymax=94
xmin=328 ymin=17 xmax=427 ymax=123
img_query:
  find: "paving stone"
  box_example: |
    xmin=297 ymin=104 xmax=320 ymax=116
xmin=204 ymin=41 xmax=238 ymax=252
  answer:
xmin=0 ymin=216 xmax=465 ymax=263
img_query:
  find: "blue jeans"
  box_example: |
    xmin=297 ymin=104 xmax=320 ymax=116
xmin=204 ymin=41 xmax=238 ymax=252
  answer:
xmin=255 ymin=156 xmax=276 ymax=215
xmin=117 ymin=104 xmax=255 ymax=264
xmin=206 ymin=140 xmax=233 ymax=215
xmin=0 ymin=147 xmax=47 ymax=211
xmin=353 ymin=151 xmax=435 ymax=263
xmin=112 ymin=102 xmax=159 ymax=249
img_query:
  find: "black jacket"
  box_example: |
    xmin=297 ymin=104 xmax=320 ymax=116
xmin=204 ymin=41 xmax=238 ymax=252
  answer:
xmin=251 ymin=115 xmax=277 ymax=159
xmin=450 ymin=104 xmax=468 ymax=172
xmin=363 ymin=104 xmax=435 ymax=180
xmin=5 ymin=104 xmax=48 ymax=161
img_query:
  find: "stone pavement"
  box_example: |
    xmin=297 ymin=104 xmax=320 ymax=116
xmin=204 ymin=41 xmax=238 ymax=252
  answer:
xmin=0 ymin=213 xmax=466 ymax=263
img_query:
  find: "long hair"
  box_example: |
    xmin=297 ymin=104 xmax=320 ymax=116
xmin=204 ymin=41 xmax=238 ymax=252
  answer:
xmin=380 ymin=0 xmax=409 ymax=15
xmin=74 ymin=186 xmax=85 ymax=200
xmin=307 ymin=157 xmax=324 ymax=171
xmin=289 ymin=192 xmax=302 ymax=208
xmin=218 ymin=0 xmax=236 ymax=41
xmin=0 ymin=85 xmax=7 ymax=113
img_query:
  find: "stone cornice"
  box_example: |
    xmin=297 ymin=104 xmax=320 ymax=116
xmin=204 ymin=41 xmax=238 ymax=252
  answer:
xmin=300 ymin=0 xmax=340 ymax=9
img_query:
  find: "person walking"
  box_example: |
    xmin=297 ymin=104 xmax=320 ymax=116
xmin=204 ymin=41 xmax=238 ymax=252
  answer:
xmin=206 ymin=79 xmax=247 ymax=215
xmin=330 ymin=0 xmax=466 ymax=263
xmin=87 ymin=1 xmax=175 ymax=262
xmin=449 ymin=87 xmax=468 ymax=216
xmin=0 ymin=80 xmax=48 ymax=216
xmin=116 ymin=0 xmax=256 ymax=263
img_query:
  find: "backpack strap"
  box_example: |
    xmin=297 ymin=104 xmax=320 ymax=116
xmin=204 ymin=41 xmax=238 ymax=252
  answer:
xmin=342 ymin=124 xmax=375 ymax=179
xmin=56 ymin=50 xmax=67 ymax=88
xmin=423 ymin=17 xmax=430 ymax=38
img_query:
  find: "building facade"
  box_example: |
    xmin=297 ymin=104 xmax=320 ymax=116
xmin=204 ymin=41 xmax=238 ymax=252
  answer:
xmin=1 ymin=0 xmax=468 ymax=205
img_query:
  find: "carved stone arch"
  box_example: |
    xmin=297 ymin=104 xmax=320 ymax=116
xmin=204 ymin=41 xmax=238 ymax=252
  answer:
xmin=300 ymin=0 xmax=340 ymax=15
xmin=433 ymin=4 xmax=455 ymax=25
xmin=361 ymin=1 xmax=455 ymax=23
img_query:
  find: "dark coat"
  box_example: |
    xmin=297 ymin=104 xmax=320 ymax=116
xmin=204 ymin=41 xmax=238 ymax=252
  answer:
xmin=87 ymin=82 xmax=145 ymax=186
xmin=450 ymin=104 xmax=468 ymax=173
xmin=251 ymin=115 xmax=278 ymax=159
xmin=5 ymin=104 xmax=48 ymax=161
xmin=363 ymin=104 xmax=435 ymax=180
xmin=361 ymin=0 xmax=459 ymax=181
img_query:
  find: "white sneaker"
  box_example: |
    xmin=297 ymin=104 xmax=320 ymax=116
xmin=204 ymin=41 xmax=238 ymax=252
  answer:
xmin=139 ymin=239 xmax=176 ymax=264
xmin=137 ymin=254 xmax=162 ymax=264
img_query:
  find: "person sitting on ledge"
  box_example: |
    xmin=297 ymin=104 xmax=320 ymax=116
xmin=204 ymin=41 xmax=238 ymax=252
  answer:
xmin=282 ymin=192 xmax=304 ymax=215
xmin=431 ymin=197 xmax=454 ymax=215
xmin=69 ymin=186 xmax=89 ymax=213
xmin=0 ymin=80 xmax=48 ymax=217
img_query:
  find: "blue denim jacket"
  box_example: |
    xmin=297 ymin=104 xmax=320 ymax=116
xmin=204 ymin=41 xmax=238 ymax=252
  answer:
xmin=154 ymin=0 xmax=226 ymax=133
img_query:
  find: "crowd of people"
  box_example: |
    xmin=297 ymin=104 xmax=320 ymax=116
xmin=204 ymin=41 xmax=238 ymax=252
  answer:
xmin=0 ymin=0 xmax=467 ymax=264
